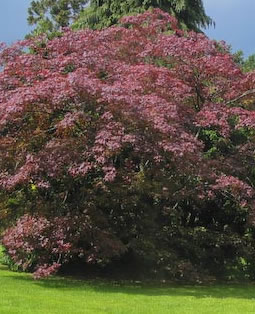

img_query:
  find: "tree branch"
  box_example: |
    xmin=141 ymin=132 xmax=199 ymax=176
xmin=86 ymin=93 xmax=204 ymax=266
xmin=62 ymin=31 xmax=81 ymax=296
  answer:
xmin=226 ymin=88 xmax=255 ymax=105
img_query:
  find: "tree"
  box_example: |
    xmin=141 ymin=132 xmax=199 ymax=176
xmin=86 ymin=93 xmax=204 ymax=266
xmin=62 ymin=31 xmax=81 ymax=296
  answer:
xmin=73 ymin=0 xmax=213 ymax=32
xmin=27 ymin=0 xmax=89 ymax=37
xmin=1 ymin=10 xmax=255 ymax=280
xmin=233 ymin=50 xmax=255 ymax=73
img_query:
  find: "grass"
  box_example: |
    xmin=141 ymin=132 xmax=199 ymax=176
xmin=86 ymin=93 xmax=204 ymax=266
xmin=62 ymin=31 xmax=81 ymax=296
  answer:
xmin=1 ymin=245 xmax=255 ymax=314
xmin=1 ymin=266 xmax=255 ymax=313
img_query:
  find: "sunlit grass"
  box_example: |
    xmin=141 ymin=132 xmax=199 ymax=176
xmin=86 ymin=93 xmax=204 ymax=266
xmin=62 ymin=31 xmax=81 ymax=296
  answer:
xmin=1 ymin=262 xmax=255 ymax=314
xmin=1 ymin=245 xmax=255 ymax=313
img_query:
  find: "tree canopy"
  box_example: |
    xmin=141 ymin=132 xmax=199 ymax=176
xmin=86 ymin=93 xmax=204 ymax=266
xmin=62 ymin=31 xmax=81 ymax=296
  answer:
xmin=27 ymin=0 xmax=89 ymax=37
xmin=27 ymin=0 xmax=213 ymax=36
xmin=233 ymin=50 xmax=255 ymax=73
xmin=73 ymin=0 xmax=214 ymax=32
xmin=1 ymin=10 xmax=255 ymax=281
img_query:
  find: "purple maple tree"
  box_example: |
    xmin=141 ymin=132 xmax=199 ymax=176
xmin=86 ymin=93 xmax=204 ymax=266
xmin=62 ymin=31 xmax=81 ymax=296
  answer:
xmin=1 ymin=9 xmax=255 ymax=279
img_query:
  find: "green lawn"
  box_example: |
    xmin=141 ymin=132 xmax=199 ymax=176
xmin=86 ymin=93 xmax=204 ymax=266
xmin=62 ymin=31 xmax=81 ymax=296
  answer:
xmin=1 ymin=263 xmax=255 ymax=314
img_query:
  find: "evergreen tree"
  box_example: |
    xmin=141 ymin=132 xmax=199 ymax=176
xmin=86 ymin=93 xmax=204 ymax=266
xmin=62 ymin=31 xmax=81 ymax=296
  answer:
xmin=27 ymin=0 xmax=89 ymax=37
xmin=73 ymin=0 xmax=213 ymax=32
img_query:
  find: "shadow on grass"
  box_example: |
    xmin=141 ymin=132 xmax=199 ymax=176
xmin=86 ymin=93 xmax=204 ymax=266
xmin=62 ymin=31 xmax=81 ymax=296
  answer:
xmin=4 ymin=270 xmax=255 ymax=300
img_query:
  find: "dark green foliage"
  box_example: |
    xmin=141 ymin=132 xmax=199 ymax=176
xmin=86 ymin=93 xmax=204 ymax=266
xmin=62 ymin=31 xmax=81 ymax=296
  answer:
xmin=27 ymin=0 xmax=89 ymax=37
xmin=73 ymin=0 xmax=213 ymax=31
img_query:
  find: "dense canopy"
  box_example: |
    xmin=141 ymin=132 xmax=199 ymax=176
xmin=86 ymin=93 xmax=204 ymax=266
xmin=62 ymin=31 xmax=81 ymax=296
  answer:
xmin=1 ymin=10 xmax=255 ymax=280
xmin=74 ymin=0 xmax=213 ymax=32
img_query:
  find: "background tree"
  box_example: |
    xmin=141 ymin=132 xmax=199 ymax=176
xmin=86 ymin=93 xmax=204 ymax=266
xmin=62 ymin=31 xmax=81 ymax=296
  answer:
xmin=233 ymin=50 xmax=255 ymax=73
xmin=27 ymin=0 xmax=89 ymax=37
xmin=73 ymin=0 xmax=213 ymax=31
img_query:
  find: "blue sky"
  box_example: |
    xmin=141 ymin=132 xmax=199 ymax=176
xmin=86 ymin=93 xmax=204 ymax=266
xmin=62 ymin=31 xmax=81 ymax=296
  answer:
xmin=0 ymin=0 xmax=32 ymax=44
xmin=204 ymin=0 xmax=255 ymax=57
xmin=0 ymin=1 xmax=254 ymax=57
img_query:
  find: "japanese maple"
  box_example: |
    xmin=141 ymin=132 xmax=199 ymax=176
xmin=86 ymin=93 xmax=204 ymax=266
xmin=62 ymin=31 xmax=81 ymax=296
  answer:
xmin=1 ymin=9 xmax=255 ymax=280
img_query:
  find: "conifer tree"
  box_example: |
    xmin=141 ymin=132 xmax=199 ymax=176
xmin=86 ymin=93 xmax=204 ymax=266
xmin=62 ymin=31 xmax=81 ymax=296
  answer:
xmin=73 ymin=0 xmax=213 ymax=32
xmin=27 ymin=0 xmax=88 ymax=37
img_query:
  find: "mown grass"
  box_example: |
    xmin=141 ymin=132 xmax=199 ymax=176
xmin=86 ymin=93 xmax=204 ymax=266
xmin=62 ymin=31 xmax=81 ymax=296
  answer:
xmin=1 ymin=244 xmax=255 ymax=314
xmin=1 ymin=266 xmax=255 ymax=314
